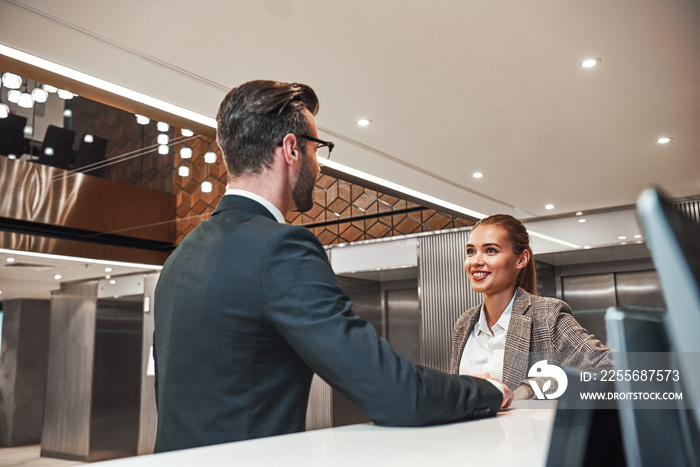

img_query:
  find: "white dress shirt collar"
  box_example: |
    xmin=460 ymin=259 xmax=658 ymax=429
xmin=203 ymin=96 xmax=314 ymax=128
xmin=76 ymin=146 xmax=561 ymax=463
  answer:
xmin=224 ymin=188 xmax=285 ymax=224
xmin=476 ymin=291 xmax=516 ymax=337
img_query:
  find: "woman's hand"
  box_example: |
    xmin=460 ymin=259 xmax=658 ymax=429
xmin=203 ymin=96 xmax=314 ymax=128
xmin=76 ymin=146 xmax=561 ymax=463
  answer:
xmin=471 ymin=373 xmax=514 ymax=409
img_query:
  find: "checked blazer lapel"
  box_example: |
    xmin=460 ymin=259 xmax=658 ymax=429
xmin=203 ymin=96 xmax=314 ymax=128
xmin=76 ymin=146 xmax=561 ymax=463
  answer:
xmin=449 ymin=307 xmax=480 ymax=374
xmin=502 ymin=288 xmax=533 ymax=389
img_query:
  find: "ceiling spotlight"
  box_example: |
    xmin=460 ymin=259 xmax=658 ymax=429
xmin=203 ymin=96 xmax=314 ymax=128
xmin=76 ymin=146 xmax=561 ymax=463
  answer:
xmin=618 ymin=235 xmax=627 ymax=240
xmin=0 ymin=103 xmax=8 ymax=119
xmin=180 ymin=146 xmax=192 ymax=159
xmin=178 ymin=166 xmax=190 ymax=177
xmin=64 ymin=109 xmax=73 ymax=118
xmin=136 ymin=114 xmax=150 ymax=125
xmin=17 ymin=92 xmax=33 ymax=109
xmin=43 ymin=84 xmax=58 ymax=93
xmin=105 ymin=274 xmax=111 ymax=279
xmin=7 ymin=257 xmax=15 ymax=263
xmin=54 ymin=274 xmax=62 ymax=280
xmin=657 ymin=137 xmax=672 ymax=144
xmin=356 ymin=118 xmax=372 ymax=127
xmin=83 ymin=134 xmax=94 ymax=143
xmin=578 ymin=218 xmax=586 ymax=223
xmin=57 ymin=89 xmax=73 ymax=100
xmin=181 ymin=129 xmax=194 ymax=137
xmin=584 ymin=245 xmax=591 ymax=249
xmin=204 ymin=151 xmax=217 ymax=164
xmin=157 ymin=122 xmax=170 ymax=132
xmin=158 ymin=145 xmax=169 ymax=155
xmin=576 ymin=211 xmax=583 ymax=216
xmin=634 ymin=234 xmax=642 ymax=239
xmin=472 ymin=172 xmax=484 ymax=179
xmin=157 ymin=134 xmax=169 ymax=145
xmin=7 ymin=154 xmax=17 ymax=159
xmin=545 ymin=204 xmax=555 ymax=210
xmin=110 ymin=279 xmax=116 ymax=285
xmin=44 ymin=147 xmax=55 ymax=156
xmin=580 ymin=58 xmax=601 ymax=68
xmin=201 ymin=181 xmax=213 ymax=193
xmin=7 ymin=89 xmax=21 ymax=103
xmin=31 ymin=87 xmax=48 ymax=103
xmin=2 ymin=72 xmax=22 ymax=89
xmin=105 ymin=267 xmax=112 ymax=272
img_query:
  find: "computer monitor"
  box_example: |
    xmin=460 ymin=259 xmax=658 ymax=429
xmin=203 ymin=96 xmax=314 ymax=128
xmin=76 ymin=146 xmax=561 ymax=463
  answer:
xmin=636 ymin=187 xmax=700 ymax=426
xmin=606 ymin=306 xmax=699 ymax=466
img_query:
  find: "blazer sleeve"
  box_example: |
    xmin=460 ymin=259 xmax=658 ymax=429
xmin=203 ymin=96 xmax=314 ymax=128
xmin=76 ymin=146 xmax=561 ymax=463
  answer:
xmin=549 ymin=300 xmax=612 ymax=370
xmin=261 ymin=227 xmax=502 ymax=426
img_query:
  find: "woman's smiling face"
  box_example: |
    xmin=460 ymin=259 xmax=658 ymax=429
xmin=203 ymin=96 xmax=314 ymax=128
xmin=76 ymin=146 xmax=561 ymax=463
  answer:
xmin=464 ymin=225 xmax=529 ymax=297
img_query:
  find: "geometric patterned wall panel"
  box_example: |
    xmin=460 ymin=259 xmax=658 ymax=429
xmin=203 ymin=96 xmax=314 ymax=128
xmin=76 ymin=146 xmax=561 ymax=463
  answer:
xmin=172 ymin=134 xmax=475 ymax=246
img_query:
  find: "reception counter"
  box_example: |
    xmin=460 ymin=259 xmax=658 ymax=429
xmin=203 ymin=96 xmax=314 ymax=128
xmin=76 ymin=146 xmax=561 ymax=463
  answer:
xmin=95 ymin=403 xmax=556 ymax=467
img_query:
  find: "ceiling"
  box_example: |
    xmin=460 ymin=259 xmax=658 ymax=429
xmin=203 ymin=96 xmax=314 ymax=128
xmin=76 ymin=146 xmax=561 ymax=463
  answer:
xmin=0 ymin=0 xmax=699 ymax=299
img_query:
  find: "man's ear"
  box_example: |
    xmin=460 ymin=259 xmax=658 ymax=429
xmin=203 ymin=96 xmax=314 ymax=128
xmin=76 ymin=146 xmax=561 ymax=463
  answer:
xmin=281 ymin=133 xmax=299 ymax=166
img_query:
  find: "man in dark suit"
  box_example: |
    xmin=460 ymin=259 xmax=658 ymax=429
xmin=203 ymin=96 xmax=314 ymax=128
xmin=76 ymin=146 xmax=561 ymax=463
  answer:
xmin=153 ymin=80 xmax=511 ymax=453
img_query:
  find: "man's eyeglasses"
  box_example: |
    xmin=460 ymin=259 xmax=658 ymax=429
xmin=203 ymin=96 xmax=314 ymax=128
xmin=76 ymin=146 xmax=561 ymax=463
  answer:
xmin=298 ymin=135 xmax=335 ymax=160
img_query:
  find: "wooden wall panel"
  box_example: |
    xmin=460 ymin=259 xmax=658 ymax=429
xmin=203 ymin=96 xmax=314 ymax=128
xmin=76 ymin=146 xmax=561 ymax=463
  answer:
xmin=171 ymin=135 xmax=475 ymax=245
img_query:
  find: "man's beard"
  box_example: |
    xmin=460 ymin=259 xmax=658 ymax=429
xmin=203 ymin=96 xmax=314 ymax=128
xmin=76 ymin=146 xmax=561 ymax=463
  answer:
xmin=292 ymin=153 xmax=316 ymax=212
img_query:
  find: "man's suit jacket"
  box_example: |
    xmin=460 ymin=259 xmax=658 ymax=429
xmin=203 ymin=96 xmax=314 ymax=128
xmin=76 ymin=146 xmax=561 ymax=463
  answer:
xmin=450 ymin=287 xmax=611 ymax=390
xmin=153 ymin=195 xmax=502 ymax=452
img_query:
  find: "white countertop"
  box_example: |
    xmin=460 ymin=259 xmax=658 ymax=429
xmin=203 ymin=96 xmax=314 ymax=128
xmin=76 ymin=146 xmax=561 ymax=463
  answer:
xmin=97 ymin=403 xmax=556 ymax=467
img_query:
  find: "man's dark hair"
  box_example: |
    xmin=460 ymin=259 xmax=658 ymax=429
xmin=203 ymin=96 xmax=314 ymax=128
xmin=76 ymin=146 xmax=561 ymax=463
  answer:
xmin=216 ymin=80 xmax=320 ymax=177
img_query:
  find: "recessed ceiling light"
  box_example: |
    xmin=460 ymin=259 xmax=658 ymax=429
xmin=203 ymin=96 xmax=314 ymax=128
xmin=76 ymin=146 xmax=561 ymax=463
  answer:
xmin=157 ymin=122 xmax=170 ymax=132
xmin=356 ymin=118 xmax=372 ymax=127
xmin=158 ymin=145 xmax=169 ymax=155
xmin=204 ymin=151 xmax=217 ymax=164
xmin=657 ymin=137 xmax=672 ymax=144
xmin=178 ymin=166 xmax=190 ymax=177
xmin=621 ymin=242 xmax=627 ymax=245
xmin=83 ymin=134 xmax=94 ymax=143
xmin=578 ymin=218 xmax=586 ymax=223
xmin=54 ymin=274 xmax=62 ymax=280
xmin=634 ymin=234 xmax=642 ymax=239
xmin=157 ymin=134 xmax=169 ymax=145
xmin=181 ymin=129 xmax=194 ymax=137
xmin=201 ymin=181 xmax=213 ymax=193
xmin=580 ymin=58 xmax=601 ymax=68
xmin=135 ymin=114 xmax=150 ymax=125
xmin=576 ymin=211 xmax=583 ymax=216
xmin=180 ymin=147 xmax=193 ymax=159
xmin=584 ymin=245 xmax=591 ymax=249
xmin=110 ymin=279 xmax=117 ymax=285
xmin=472 ymin=172 xmax=484 ymax=179
xmin=618 ymin=235 xmax=627 ymax=240
xmin=7 ymin=257 xmax=15 ymax=263
xmin=105 ymin=274 xmax=111 ymax=279
xmin=105 ymin=267 xmax=112 ymax=272
xmin=545 ymin=204 xmax=555 ymax=210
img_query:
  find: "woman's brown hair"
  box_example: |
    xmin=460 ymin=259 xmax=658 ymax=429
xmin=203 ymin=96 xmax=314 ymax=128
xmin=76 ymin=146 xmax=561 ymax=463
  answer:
xmin=472 ymin=214 xmax=537 ymax=295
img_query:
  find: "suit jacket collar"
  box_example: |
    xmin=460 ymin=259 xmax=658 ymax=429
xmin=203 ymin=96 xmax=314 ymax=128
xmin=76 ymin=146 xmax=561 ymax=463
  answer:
xmin=212 ymin=194 xmax=278 ymax=222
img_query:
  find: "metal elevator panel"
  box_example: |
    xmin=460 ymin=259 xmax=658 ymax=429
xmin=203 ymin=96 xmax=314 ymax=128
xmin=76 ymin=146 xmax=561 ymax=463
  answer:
xmin=89 ymin=296 xmax=143 ymax=462
xmin=385 ymin=287 xmax=420 ymax=365
xmin=562 ymin=274 xmax=616 ymax=345
xmin=616 ymin=270 xmax=665 ymax=308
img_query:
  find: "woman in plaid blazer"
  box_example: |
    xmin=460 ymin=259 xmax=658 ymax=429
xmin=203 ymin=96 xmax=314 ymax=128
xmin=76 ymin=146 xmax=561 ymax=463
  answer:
xmin=449 ymin=214 xmax=611 ymax=399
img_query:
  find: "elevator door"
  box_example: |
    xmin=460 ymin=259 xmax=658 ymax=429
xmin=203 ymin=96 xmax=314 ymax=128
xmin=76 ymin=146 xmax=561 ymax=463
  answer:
xmin=89 ymin=296 xmax=143 ymax=461
xmin=385 ymin=287 xmax=420 ymax=364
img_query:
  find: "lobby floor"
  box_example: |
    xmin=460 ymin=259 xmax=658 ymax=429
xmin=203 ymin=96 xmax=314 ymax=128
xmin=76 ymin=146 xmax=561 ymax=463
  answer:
xmin=0 ymin=445 xmax=85 ymax=467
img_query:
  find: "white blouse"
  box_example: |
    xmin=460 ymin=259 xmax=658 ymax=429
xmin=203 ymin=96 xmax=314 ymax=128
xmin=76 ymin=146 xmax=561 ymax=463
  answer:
xmin=458 ymin=292 xmax=517 ymax=381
